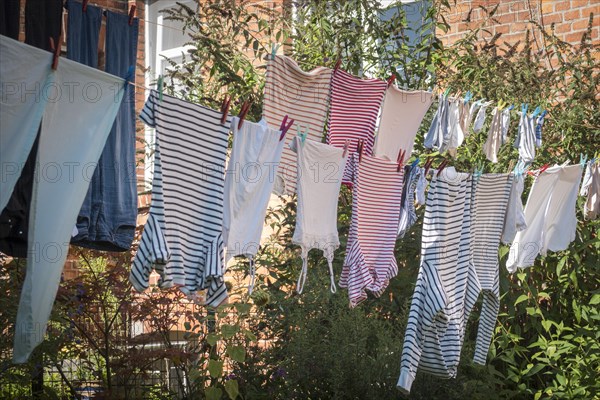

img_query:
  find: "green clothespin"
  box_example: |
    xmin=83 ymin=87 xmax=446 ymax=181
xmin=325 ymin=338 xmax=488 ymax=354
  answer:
xmin=444 ymin=87 xmax=451 ymax=97
xmin=580 ymin=153 xmax=588 ymax=166
xmin=297 ymin=124 xmax=308 ymax=143
xmin=157 ymin=75 xmax=164 ymax=102
xmin=271 ymin=43 xmax=280 ymax=60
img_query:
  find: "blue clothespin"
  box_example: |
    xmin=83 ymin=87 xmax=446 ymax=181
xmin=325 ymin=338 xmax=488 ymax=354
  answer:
xmin=125 ymin=65 xmax=135 ymax=84
xmin=410 ymin=157 xmax=420 ymax=171
xmin=444 ymin=87 xmax=451 ymax=97
xmin=580 ymin=153 xmax=588 ymax=166
xmin=297 ymin=125 xmax=308 ymax=143
xmin=508 ymin=104 xmax=515 ymax=111
xmin=157 ymin=75 xmax=164 ymax=102
xmin=464 ymin=91 xmax=473 ymax=104
xmin=539 ymin=110 xmax=548 ymax=119
xmin=521 ymin=103 xmax=528 ymax=114
xmin=532 ymin=105 xmax=541 ymax=118
xmin=271 ymin=43 xmax=280 ymax=60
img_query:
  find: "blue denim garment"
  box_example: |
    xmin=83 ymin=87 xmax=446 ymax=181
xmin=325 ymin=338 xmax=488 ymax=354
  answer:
xmin=71 ymin=9 xmax=139 ymax=251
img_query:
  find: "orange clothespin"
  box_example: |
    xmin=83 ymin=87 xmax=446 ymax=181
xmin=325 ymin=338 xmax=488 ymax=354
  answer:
xmin=396 ymin=149 xmax=406 ymax=172
xmin=357 ymin=139 xmax=364 ymax=163
xmin=220 ymin=95 xmax=231 ymax=125
xmin=342 ymin=140 xmax=350 ymax=158
xmin=128 ymin=5 xmax=136 ymax=26
xmin=437 ymin=158 xmax=449 ymax=177
xmin=82 ymin=0 xmax=89 ymax=12
xmin=387 ymin=74 xmax=396 ymax=88
xmin=237 ymin=100 xmax=251 ymax=129
xmin=279 ymin=115 xmax=294 ymax=141
xmin=49 ymin=36 xmax=62 ymax=70
xmin=334 ymin=58 xmax=342 ymax=71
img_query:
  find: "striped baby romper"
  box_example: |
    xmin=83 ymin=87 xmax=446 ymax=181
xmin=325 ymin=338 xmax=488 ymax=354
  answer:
xmin=397 ymin=168 xmax=477 ymax=394
xmin=469 ymin=173 xmax=513 ymax=364
xmin=130 ymin=90 xmax=230 ymax=306
xmin=327 ymin=69 xmax=387 ymax=186
xmin=338 ymin=154 xmax=404 ymax=307
xmin=263 ymin=55 xmax=332 ymax=195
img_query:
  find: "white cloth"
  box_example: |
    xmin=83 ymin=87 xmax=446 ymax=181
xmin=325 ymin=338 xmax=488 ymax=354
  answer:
xmin=472 ymin=101 xmax=491 ymax=133
xmin=506 ymin=164 xmax=584 ymax=272
xmin=515 ymin=111 xmax=537 ymax=164
xmin=0 ymin=37 xmax=125 ymax=363
xmin=0 ymin=37 xmax=53 ymax=210
xmin=441 ymin=99 xmax=464 ymax=157
xmin=223 ymin=117 xmax=285 ymax=293
xmin=291 ymin=136 xmax=346 ymax=293
xmin=580 ymin=162 xmax=599 ymax=220
xmin=501 ymin=173 xmax=527 ymax=244
xmin=373 ymin=87 xmax=432 ymax=159
xmin=500 ymin=108 xmax=511 ymax=143
xmin=483 ymin=107 xmax=503 ymax=163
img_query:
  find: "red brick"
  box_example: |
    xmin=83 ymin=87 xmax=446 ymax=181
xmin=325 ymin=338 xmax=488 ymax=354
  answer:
xmin=572 ymin=18 xmax=592 ymax=30
xmin=554 ymin=2 xmax=570 ymax=11
xmin=564 ymin=31 xmax=585 ymax=43
xmin=541 ymin=1 xmax=554 ymax=14
xmin=495 ymin=24 xmax=510 ymax=34
xmin=555 ymin=22 xmax=573 ymax=33
xmin=543 ymin=13 xmax=563 ymax=24
xmin=564 ymin=9 xmax=581 ymax=20
xmin=580 ymin=5 xmax=600 ymax=18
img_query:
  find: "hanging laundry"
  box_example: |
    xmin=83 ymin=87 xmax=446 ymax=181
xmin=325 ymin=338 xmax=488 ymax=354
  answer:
xmin=534 ymin=110 xmax=547 ymax=147
xmin=440 ymin=98 xmax=465 ymax=156
xmin=500 ymin=108 xmax=512 ymax=143
xmin=458 ymin=99 xmax=475 ymax=135
xmin=0 ymin=36 xmax=125 ymax=363
xmin=470 ymin=173 xmax=513 ymax=364
xmin=483 ymin=107 xmax=511 ymax=163
xmin=263 ymin=55 xmax=332 ymax=195
xmin=130 ymin=90 xmax=229 ymax=307
xmin=580 ymin=161 xmax=599 ymax=220
xmin=501 ymin=172 xmax=528 ymax=244
xmin=0 ymin=0 xmax=20 ymax=39
xmin=65 ymin=0 xmax=103 ymax=67
xmin=472 ymin=101 xmax=492 ymax=133
xmin=0 ymin=0 xmax=64 ymax=257
xmin=71 ymin=10 xmax=140 ymax=251
xmin=291 ymin=136 xmax=347 ymax=294
xmin=506 ymin=164 xmax=584 ymax=272
xmin=338 ymin=154 xmax=403 ymax=307
xmin=397 ymin=166 xmax=425 ymax=238
xmin=327 ymin=69 xmax=387 ymax=186
xmin=373 ymin=87 xmax=432 ymax=159
xmin=223 ymin=117 xmax=285 ymax=293
xmin=424 ymin=94 xmax=449 ymax=150
xmin=514 ymin=108 xmax=538 ymax=164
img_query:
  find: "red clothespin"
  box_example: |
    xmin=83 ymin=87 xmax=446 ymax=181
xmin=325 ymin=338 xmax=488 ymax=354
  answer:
xmin=387 ymin=74 xmax=396 ymax=88
xmin=423 ymin=157 xmax=434 ymax=176
xmin=220 ymin=95 xmax=231 ymax=125
xmin=49 ymin=36 xmax=62 ymax=70
xmin=334 ymin=58 xmax=342 ymax=71
xmin=538 ymin=163 xmax=550 ymax=175
xmin=82 ymin=0 xmax=89 ymax=12
xmin=357 ymin=139 xmax=364 ymax=163
xmin=128 ymin=5 xmax=136 ymax=26
xmin=237 ymin=100 xmax=251 ymax=129
xmin=396 ymin=149 xmax=406 ymax=172
xmin=342 ymin=140 xmax=350 ymax=158
xmin=279 ymin=115 xmax=294 ymax=141
xmin=437 ymin=158 xmax=449 ymax=177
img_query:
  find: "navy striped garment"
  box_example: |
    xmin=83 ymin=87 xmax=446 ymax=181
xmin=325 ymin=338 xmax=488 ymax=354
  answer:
xmin=130 ymin=90 xmax=230 ymax=306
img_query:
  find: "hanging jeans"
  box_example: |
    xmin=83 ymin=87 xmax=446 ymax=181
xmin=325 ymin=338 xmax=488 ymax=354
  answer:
xmin=65 ymin=0 xmax=103 ymax=67
xmin=71 ymin=10 xmax=139 ymax=251
xmin=0 ymin=0 xmax=20 ymax=39
xmin=0 ymin=37 xmax=125 ymax=363
xmin=0 ymin=0 xmax=64 ymax=257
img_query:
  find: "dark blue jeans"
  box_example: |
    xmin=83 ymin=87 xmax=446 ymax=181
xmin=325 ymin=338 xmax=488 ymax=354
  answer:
xmin=71 ymin=9 xmax=139 ymax=251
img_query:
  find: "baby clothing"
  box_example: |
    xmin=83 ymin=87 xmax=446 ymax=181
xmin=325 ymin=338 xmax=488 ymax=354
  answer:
xmin=470 ymin=173 xmax=513 ymax=364
xmin=373 ymin=87 xmax=433 ymax=159
xmin=514 ymin=109 xmax=537 ymax=164
xmin=327 ymin=69 xmax=387 ymax=185
xmin=397 ymin=166 xmax=424 ymax=238
xmin=0 ymin=36 xmax=125 ymax=363
xmin=263 ymin=55 xmax=332 ymax=195
xmin=441 ymin=98 xmax=465 ymax=157
xmin=397 ymin=168 xmax=476 ymax=393
xmin=339 ymin=154 xmax=404 ymax=307
xmin=483 ymin=107 xmax=508 ymax=163
xmin=424 ymin=94 xmax=449 ymax=150
xmin=506 ymin=164 xmax=584 ymax=272
xmin=223 ymin=117 xmax=285 ymax=293
xmin=291 ymin=137 xmax=347 ymax=293
xmin=472 ymin=101 xmax=492 ymax=133
xmin=501 ymin=173 xmax=528 ymax=244
xmin=131 ymin=90 xmax=229 ymax=306
xmin=580 ymin=162 xmax=600 ymax=220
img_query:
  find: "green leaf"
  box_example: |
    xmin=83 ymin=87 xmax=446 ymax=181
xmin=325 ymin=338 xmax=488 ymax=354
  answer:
xmin=207 ymin=333 xmax=220 ymax=346
xmin=243 ymin=329 xmax=257 ymax=342
xmin=221 ymin=324 xmax=239 ymax=339
xmin=184 ymin=321 xmax=191 ymax=331
xmin=556 ymin=256 xmax=567 ymax=276
xmin=205 ymin=386 xmax=222 ymax=400
xmin=208 ymin=360 xmax=223 ymax=378
xmin=590 ymin=294 xmax=600 ymax=305
xmin=541 ymin=320 xmax=552 ymax=332
xmin=556 ymin=373 xmax=567 ymax=386
xmin=514 ymin=294 xmax=529 ymax=306
xmin=224 ymin=379 xmax=239 ymax=399
xmin=226 ymin=345 xmax=246 ymax=363
xmin=234 ymin=303 xmax=251 ymax=314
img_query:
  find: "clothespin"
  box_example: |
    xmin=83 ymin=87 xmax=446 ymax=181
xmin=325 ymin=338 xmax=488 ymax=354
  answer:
xmin=521 ymin=103 xmax=529 ymax=114
xmin=270 ymin=43 xmax=280 ymax=60
xmin=342 ymin=140 xmax=350 ymax=158
xmin=497 ymin=99 xmax=506 ymax=110
xmin=296 ymin=124 xmax=308 ymax=143
xmin=474 ymin=162 xmax=484 ymax=181
xmin=220 ymin=95 xmax=231 ymax=125
xmin=237 ymin=100 xmax=251 ymax=129
xmin=530 ymin=163 xmax=550 ymax=176
xmin=279 ymin=115 xmax=294 ymax=141
xmin=334 ymin=58 xmax=342 ymax=71
xmin=410 ymin=157 xmax=420 ymax=170
xmin=396 ymin=149 xmax=406 ymax=172
xmin=463 ymin=91 xmax=473 ymax=104
xmin=423 ymin=157 xmax=434 ymax=176
xmin=437 ymin=158 xmax=449 ymax=177
xmin=157 ymin=75 xmax=164 ymax=102
xmin=357 ymin=139 xmax=364 ymax=163
xmin=507 ymin=159 xmax=515 ymax=173
xmin=49 ymin=36 xmax=62 ymax=70
xmin=82 ymin=0 xmax=89 ymax=12
xmin=443 ymin=88 xmax=451 ymax=97
xmin=387 ymin=74 xmax=396 ymax=88
xmin=508 ymin=104 xmax=515 ymax=111
xmin=128 ymin=5 xmax=136 ymax=26
xmin=579 ymin=153 xmax=588 ymax=166
xmin=532 ymin=105 xmax=541 ymax=118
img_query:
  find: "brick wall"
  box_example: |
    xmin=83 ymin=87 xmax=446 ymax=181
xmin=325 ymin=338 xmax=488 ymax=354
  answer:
xmin=438 ymin=0 xmax=599 ymax=47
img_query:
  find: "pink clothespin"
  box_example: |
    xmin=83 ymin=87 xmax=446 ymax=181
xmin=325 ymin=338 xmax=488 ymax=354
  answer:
xmin=396 ymin=149 xmax=406 ymax=172
xmin=387 ymin=75 xmax=396 ymax=88
xmin=357 ymin=140 xmax=364 ymax=163
xmin=49 ymin=36 xmax=62 ymax=70
xmin=220 ymin=95 xmax=231 ymax=125
xmin=237 ymin=100 xmax=251 ymax=129
xmin=279 ymin=115 xmax=294 ymax=141
xmin=342 ymin=140 xmax=350 ymax=158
